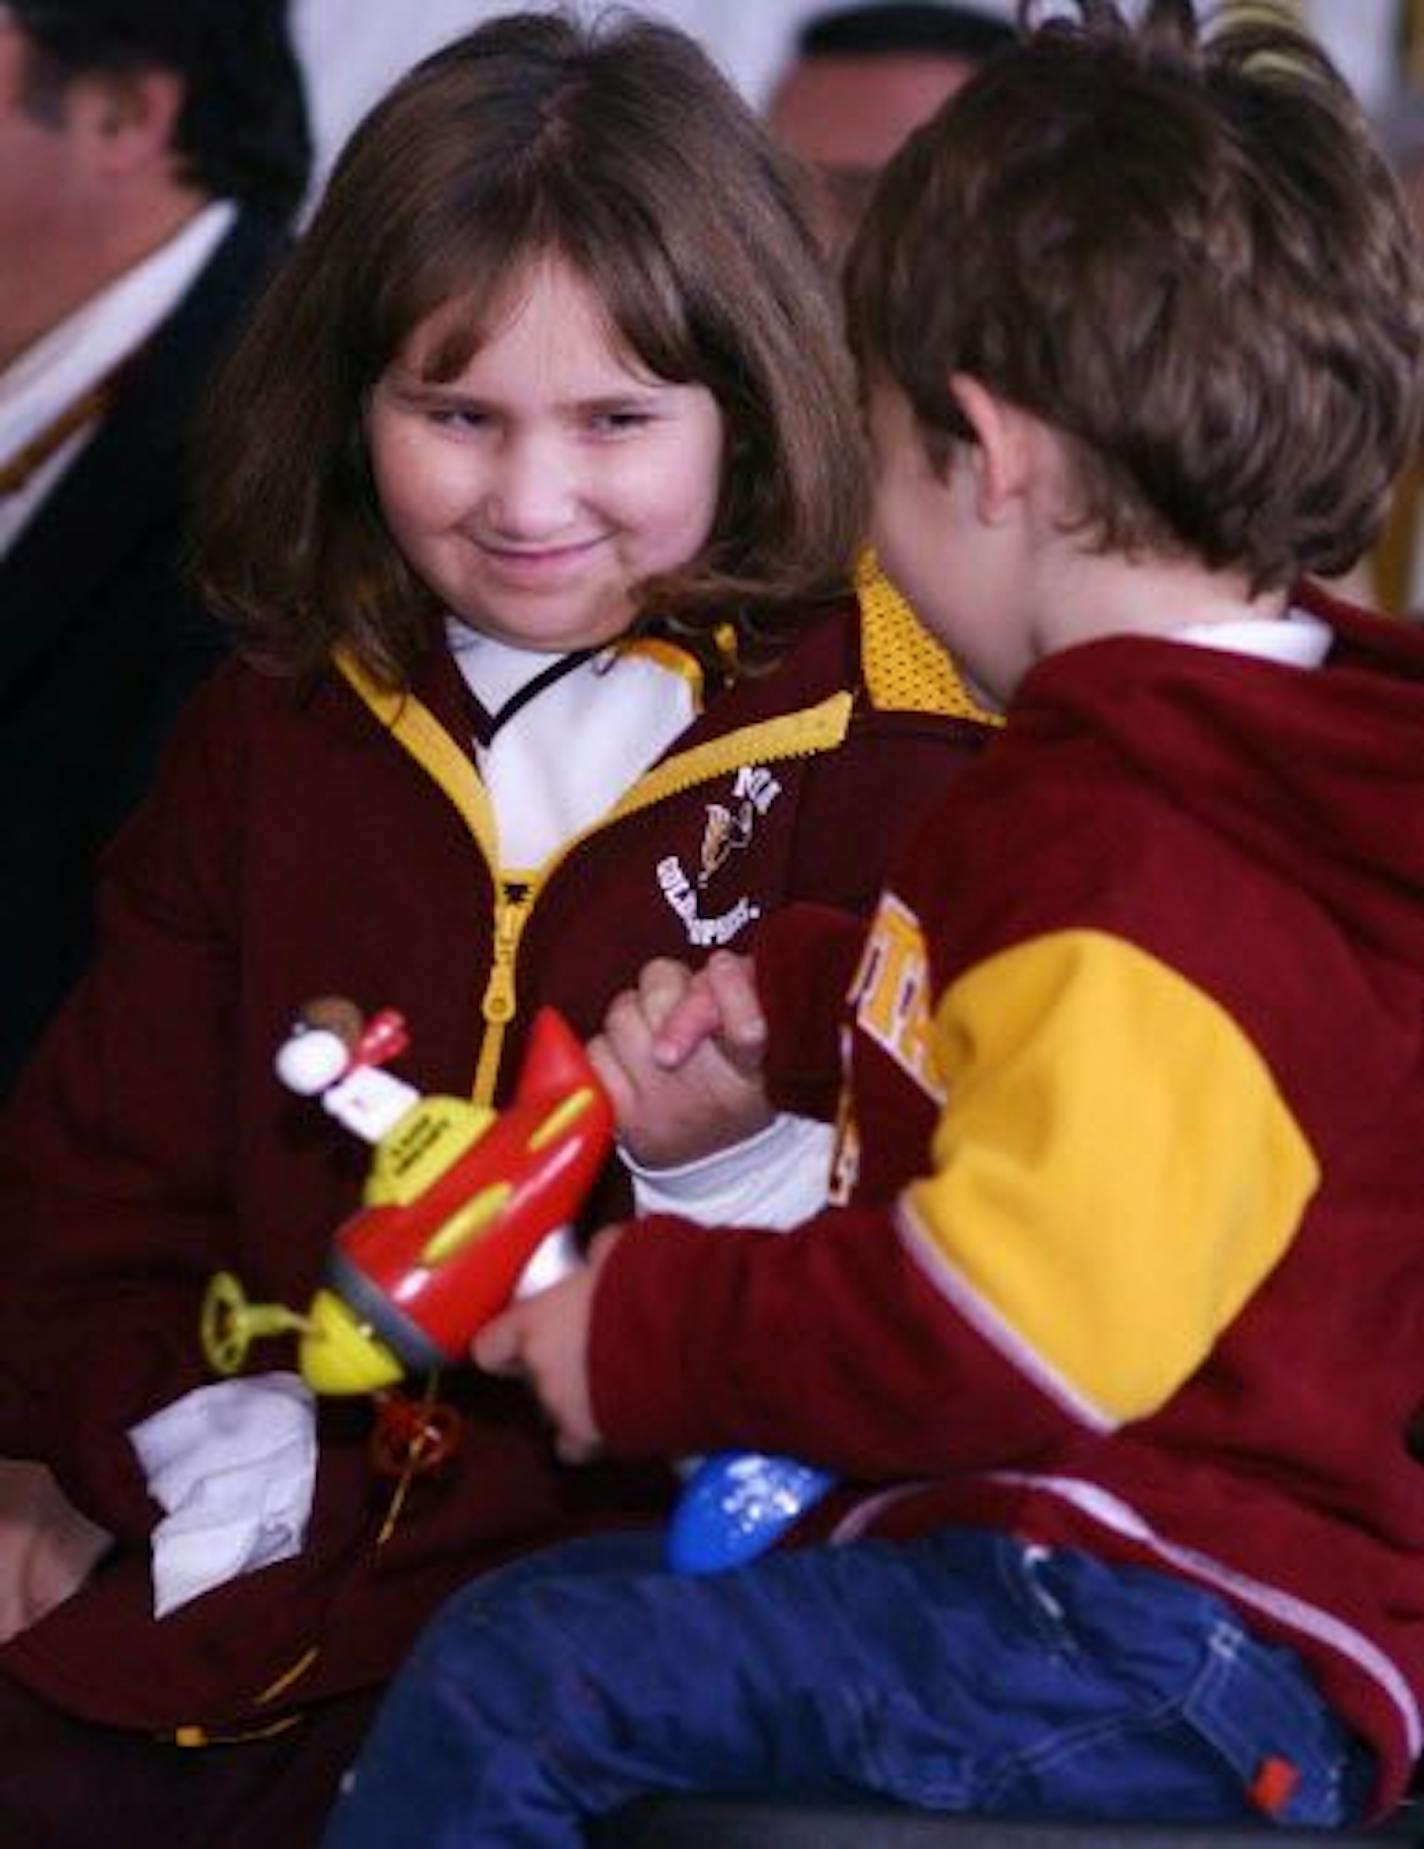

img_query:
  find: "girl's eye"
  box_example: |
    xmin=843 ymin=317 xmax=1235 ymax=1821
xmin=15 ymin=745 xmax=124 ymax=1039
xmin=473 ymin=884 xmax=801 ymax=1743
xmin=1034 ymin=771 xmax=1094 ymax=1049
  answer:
xmin=430 ymin=407 xmax=492 ymax=431
xmin=586 ymin=409 xmax=654 ymax=435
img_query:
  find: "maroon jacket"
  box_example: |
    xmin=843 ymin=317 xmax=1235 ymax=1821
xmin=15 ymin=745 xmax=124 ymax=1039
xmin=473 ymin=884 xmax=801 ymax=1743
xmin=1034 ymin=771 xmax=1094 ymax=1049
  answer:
xmin=0 ymin=585 xmax=988 ymax=1735
xmin=590 ymin=591 xmax=1424 ymax=1814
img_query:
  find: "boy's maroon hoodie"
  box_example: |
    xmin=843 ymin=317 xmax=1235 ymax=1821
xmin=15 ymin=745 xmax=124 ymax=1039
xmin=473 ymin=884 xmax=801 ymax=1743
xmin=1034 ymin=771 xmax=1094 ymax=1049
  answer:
xmin=592 ymin=588 xmax=1424 ymax=1815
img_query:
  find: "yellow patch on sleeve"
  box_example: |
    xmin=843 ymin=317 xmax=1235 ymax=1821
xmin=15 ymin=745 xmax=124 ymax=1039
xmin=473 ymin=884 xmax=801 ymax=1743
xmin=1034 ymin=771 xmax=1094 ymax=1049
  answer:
xmin=903 ymin=930 xmax=1320 ymax=1425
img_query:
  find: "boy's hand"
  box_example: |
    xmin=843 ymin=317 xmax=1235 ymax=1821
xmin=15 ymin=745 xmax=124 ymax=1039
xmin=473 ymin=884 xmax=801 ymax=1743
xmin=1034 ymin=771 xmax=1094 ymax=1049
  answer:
xmin=472 ymin=1229 xmax=624 ymax=1462
xmin=588 ymin=952 xmax=772 ymax=1169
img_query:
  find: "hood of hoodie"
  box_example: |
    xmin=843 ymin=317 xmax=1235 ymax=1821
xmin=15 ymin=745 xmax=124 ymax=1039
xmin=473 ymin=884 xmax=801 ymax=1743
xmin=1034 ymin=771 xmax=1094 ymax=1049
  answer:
xmin=1009 ymin=584 xmax=1424 ymax=972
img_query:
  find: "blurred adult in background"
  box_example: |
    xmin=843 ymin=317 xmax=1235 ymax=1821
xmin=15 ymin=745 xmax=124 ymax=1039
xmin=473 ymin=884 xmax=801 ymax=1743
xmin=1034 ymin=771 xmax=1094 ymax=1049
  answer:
xmin=0 ymin=0 xmax=310 ymax=1099
xmin=767 ymin=1 xmax=1013 ymax=253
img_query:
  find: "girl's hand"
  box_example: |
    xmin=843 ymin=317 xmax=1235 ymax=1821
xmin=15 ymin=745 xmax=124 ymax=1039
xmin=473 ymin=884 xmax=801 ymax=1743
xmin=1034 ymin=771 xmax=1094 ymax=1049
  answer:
xmin=472 ymin=1229 xmax=624 ymax=1462
xmin=588 ymin=952 xmax=772 ymax=1169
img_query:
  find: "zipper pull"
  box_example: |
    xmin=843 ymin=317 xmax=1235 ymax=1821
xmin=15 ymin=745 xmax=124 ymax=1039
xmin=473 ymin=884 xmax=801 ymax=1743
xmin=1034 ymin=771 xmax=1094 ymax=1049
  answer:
xmin=481 ymin=888 xmax=527 ymax=1025
xmin=481 ymin=962 xmax=515 ymax=1026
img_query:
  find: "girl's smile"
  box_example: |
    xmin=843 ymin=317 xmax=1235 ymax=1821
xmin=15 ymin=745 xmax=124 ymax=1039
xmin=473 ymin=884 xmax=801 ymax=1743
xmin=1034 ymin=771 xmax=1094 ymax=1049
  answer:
xmin=472 ymin=533 xmax=613 ymax=588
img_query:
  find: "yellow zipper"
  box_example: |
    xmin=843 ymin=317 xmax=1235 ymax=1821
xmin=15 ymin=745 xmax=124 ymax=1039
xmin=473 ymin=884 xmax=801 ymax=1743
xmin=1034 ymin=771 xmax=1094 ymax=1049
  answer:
xmin=472 ymin=883 xmax=532 ymax=1104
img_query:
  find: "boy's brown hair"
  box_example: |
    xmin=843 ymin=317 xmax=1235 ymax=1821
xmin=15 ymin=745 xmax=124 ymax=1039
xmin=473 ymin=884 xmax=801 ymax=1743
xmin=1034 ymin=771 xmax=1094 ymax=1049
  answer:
xmin=194 ymin=10 xmax=866 ymax=686
xmin=846 ymin=0 xmax=1424 ymax=590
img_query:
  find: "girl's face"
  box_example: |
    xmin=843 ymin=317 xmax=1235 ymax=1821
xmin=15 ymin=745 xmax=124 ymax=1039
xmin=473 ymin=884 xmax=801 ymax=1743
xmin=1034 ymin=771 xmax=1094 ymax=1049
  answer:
xmin=366 ymin=256 xmax=726 ymax=652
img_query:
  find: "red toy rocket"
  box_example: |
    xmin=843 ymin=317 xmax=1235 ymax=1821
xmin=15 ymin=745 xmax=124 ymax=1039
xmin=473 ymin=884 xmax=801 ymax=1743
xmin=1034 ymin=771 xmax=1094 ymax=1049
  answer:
xmin=202 ymin=1004 xmax=611 ymax=1396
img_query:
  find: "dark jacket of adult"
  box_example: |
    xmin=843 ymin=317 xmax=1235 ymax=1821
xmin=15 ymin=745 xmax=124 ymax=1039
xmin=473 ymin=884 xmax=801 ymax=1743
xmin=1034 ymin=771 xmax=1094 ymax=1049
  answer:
xmin=0 ymin=210 xmax=290 ymax=1099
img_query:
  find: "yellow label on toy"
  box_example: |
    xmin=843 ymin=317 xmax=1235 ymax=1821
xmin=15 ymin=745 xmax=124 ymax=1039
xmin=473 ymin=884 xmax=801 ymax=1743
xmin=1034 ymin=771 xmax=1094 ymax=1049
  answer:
xmin=363 ymin=1097 xmax=495 ymax=1207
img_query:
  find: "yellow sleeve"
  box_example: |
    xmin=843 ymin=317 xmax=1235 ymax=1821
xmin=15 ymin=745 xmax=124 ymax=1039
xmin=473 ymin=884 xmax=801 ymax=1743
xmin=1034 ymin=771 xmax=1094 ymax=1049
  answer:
xmin=902 ymin=928 xmax=1320 ymax=1427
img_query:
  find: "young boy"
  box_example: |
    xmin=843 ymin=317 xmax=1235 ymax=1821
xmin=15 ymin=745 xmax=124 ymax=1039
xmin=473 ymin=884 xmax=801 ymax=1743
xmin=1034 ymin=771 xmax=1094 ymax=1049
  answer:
xmin=321 ymin=3 xmax=1424 ymax=1841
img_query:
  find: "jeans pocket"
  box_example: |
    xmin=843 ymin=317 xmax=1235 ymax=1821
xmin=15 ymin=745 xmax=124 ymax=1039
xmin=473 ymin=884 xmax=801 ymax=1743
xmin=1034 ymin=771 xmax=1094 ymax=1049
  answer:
xmin=1178 ymin=1622 xmax=1369 ymax=1829
xmin=971 ymin=1596 xmax=1360 ymax=1827
xmin=979 ymin=1696 xmax=1262 ymax=1824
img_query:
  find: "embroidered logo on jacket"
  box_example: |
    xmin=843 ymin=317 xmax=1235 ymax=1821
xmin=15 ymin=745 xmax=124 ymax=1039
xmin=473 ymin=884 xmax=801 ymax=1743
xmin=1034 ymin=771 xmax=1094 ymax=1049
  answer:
xmin=657 ymin=765 xmax=781 ymax=948
xmin=698 ymin=799 xmax=755 ymax=886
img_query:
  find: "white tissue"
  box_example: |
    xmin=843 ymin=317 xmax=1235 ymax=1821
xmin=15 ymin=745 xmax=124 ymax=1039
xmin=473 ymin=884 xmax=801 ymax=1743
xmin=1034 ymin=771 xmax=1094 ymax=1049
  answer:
xmin=129 ymin=1372 xmax=317 ymax=1618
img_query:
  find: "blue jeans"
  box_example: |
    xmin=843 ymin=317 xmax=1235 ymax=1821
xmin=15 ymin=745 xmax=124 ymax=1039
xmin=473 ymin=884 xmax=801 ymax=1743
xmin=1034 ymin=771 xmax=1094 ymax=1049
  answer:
xmin=321 ymin=1528 xmax=1372 ymax=1847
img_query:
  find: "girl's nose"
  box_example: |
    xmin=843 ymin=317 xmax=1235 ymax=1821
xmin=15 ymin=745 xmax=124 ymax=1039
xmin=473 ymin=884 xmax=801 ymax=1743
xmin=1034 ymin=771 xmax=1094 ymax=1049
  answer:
xmin=482 ymin=434 xmax=578 ymax=539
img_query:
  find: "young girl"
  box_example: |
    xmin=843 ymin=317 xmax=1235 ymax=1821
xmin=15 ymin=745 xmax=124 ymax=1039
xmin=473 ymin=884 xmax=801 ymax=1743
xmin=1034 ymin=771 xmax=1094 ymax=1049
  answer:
xmin=0 ymin=12 xmax=988 ymax=1845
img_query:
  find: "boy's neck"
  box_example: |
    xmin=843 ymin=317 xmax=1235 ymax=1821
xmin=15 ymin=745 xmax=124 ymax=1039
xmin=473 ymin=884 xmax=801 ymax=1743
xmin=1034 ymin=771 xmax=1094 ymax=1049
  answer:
xmin=1031 ymin=539 xmax=1289 ymax=667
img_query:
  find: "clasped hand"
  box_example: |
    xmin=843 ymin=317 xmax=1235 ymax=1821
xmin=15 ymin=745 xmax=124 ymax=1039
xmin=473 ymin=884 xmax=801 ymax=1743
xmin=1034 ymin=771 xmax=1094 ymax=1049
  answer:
xmin=473 ymin=951 xmax=770 ymax=1458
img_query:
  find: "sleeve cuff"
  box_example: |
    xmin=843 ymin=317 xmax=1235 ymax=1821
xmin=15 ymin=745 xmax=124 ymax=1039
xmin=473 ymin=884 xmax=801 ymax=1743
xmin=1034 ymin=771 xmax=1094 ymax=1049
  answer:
xmin=622 ymin=1112 xmax=832 ymax=1231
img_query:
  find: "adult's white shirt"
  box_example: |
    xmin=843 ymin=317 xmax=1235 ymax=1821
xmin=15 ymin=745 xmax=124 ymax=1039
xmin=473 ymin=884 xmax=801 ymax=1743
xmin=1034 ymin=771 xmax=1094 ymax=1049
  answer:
xmin=0 ymin=199 xmax=235 ymax=558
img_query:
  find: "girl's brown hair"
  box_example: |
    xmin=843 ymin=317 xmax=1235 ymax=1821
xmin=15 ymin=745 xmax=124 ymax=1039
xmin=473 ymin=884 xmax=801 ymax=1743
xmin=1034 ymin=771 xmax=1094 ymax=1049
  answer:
xmin=194 ymin=10 xmax=867 ymax=686
xmin=847 ymin=0 xmax=1424 ymax=590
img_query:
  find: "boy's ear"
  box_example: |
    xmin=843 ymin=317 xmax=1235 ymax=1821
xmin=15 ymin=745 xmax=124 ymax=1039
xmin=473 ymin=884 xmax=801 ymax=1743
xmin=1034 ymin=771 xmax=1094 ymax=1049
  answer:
xmin=947 ymin=373 xmax=1033 ymax=522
